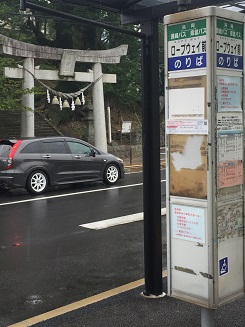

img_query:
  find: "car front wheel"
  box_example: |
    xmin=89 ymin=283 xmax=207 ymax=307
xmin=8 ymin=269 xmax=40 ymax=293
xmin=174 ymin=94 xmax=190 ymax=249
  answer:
xmin=26 ymin=170 xmax=48 ymax=195
xmin=103 ymin=164 xmax=119 ymax=185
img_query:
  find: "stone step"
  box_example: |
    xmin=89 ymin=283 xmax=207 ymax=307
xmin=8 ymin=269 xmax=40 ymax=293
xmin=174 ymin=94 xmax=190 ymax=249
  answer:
xmin=0 ymin=111 xmax=62 ymax=139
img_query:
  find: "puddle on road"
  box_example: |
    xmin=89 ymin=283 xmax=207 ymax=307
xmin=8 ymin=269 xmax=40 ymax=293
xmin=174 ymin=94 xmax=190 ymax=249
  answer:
xmin=25 ymin=295 xmax=43 ymax=305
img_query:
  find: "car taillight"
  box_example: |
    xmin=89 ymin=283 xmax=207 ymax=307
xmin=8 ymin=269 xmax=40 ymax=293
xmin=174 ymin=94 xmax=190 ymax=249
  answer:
xmin=7 ymin=140 xmax=22 ymax=170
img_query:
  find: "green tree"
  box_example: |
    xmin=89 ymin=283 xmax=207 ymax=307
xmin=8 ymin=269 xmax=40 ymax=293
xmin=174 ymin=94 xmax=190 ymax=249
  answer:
xmin=0 ymin=58 xmax=23 ymax=111
xmin=0 ymin=1 xmax=145 ymax=112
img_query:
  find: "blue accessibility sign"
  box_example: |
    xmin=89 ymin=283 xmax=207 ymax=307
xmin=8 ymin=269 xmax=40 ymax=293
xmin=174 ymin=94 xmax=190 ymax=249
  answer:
xmin=219 ymin=257 xmax=229 ymax=276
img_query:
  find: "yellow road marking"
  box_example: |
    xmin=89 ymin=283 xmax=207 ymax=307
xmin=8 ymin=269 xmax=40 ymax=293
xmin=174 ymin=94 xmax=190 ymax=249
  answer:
xmin=8 ymin=271 xmax=167 ymax=327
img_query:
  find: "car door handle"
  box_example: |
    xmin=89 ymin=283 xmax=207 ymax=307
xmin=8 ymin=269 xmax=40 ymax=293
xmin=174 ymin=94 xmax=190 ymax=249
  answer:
xmin=74 ymin=155 xmax=82 ymax=159
xmin=43 ymin=155 xmax=51 ymax=159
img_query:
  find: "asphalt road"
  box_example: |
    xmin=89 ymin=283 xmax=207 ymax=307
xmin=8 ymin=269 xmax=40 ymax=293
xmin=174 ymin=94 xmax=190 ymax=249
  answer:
xmin=0 ymin=169 xmax=166 ymax=326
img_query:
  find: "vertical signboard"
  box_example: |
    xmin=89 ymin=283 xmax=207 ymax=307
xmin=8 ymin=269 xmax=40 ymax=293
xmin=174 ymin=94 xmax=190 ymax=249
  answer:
xmin=165 ymin=12 xmax=210 ymax=308
xmin=216 ymin=17 xmax=244 ymax=302
xmin=164 ymin=6 xmax=244 ymax=309
xmin=167 ymin=19 xmax=206 ymax=71
xmin=216 ymin=19 xmax=243 ymax=70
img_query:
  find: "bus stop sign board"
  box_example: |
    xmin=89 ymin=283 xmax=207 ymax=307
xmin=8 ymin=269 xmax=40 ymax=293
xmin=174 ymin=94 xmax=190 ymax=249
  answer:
xmin=164 ymin=6 xmax=244 ymax=309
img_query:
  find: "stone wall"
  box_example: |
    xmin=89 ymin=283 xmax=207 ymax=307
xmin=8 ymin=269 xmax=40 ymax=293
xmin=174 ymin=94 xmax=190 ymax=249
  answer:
xmin=108 ymin=144 xmax=142 ymax=163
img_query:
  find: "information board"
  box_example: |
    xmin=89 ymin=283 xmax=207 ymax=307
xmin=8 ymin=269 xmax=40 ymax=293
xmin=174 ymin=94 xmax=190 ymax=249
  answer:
xmin=216 ymin=19 xmax=243 ymax=70
xmin=217 ymin=76 xmax=242 ymax=111
xmin=171 ymin=204 xmax=206 ymax=243
xmin=217 ymin=134 xmax=243 ymax=162
xmin=166 ymin=119 xmax=208 ymax=134
xmin=217 ymin=112 xmax=243 ymax=133
xmin=168 ymin=87 xmax=205 ymax=119
xmin=169 ymin=135 xmax=207 ymax=199
xmin=165 ymin=6 xmax=245 ymax=309
xmin=168 ymin=19 xmax=206 ymax=71
xmin=217 ymin=201 xmax=243 ymax=242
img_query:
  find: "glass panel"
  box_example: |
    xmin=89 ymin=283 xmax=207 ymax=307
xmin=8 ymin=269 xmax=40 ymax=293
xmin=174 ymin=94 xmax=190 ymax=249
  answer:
xmin=42 ymin=141 xmax=67 ymax=154
xmin=67 ymin=141 xmax=91 ymax=155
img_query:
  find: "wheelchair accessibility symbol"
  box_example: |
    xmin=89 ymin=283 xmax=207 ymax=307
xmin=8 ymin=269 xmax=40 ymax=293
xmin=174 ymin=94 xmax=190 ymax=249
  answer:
xmin=219 ymin=257 xmax=229 ymax=276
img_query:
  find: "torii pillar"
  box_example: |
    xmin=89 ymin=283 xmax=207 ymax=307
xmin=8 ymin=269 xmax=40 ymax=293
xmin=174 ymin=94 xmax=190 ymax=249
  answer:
xmin=0 ymin=34 xmax=128 ymax=151
xmin=93 ymin=63 xmax=107 ymax=152
xmin=21 ymin=57 xmax=35 ymax=137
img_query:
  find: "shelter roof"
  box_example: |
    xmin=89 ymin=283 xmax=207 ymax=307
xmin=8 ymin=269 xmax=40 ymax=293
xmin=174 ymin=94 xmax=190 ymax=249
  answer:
xmin=56 ymin=0 xmax=245 ymax=23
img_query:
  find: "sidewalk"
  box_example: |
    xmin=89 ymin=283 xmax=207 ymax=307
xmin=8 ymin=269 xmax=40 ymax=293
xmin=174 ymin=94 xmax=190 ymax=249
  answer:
xmin=124 ymin=159 xmax=165 ymax=173
xmin=12 ymin=277 xmax=245 ymax=327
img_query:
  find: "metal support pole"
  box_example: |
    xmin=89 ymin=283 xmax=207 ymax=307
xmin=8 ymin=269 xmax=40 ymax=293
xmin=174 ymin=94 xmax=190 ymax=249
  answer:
xmin=92 ymin=63 xmax=108 ymax=152
xmin=20 ymin=0 xmax=26 ymax=11
xmin=141 ymin=20 xmax=163 ymax=296
xmin=129 ymin=148 xmax=132 ymax=165
xmin=21 ymin=57 xmax=35 ymax=138
xmin=201 ymin=308 xmax=215 ymax=327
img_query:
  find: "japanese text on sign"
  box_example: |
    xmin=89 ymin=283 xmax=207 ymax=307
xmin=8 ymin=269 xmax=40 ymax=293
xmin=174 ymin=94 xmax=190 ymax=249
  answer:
xmin=217 ymin=160 xmax=243 ymax=189
xmin=217 ymin=134 xmax=243 ymax=162
xmin=168 ymin=19 xmax=206 ymax=71
xmin=216 ymin=19 xmax=243 ymax=70
xmin=166 ymin=119 xmax=208 ymax=134
xmin=171 ymin=204 xmax=206 ymax=243
xmin=217 ymin=112 xmax=243 ymax=133
xmin=217 ymin=76 xmax=242 ymax=111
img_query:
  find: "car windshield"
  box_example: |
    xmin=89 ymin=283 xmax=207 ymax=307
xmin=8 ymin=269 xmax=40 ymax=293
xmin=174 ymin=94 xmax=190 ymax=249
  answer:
xmin=0 ymin=144 xmax=12 ymax=157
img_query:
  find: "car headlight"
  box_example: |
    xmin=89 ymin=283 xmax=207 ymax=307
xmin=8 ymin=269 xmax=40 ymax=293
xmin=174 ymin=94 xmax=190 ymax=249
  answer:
xmin=115 ymin=156 xmax=123 ymax=164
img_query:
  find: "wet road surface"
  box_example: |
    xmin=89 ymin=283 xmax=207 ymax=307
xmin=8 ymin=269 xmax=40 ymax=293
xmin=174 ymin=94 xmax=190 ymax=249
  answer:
xmin=0 ymin=170 xmax=166 ymax=326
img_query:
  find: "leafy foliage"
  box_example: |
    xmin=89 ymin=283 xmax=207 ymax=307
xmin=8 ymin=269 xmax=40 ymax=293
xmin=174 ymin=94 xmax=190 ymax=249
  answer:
xmin=0 ymin=58 xmax=23 ymax=111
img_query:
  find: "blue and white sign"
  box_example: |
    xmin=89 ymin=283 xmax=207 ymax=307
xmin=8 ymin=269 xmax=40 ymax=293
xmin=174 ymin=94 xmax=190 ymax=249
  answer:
xmin=168 ymin=53 xmax=206 ymax=71
xmin=168 ymin=19 xmax=207 ymax=72
xmin=219 ymin=257 xmax=229 ymax=276
xmin=216 ymin=19 xmax=243 ymax=70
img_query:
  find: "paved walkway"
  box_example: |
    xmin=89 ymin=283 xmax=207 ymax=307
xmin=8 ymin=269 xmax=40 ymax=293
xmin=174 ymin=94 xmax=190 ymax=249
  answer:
xmin=10 ymin=277 xmax=245 ymax=327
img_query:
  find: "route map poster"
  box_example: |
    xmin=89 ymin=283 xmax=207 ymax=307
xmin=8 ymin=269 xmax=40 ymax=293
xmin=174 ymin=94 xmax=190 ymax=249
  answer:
xmin=217 ymin=201 xmax=243 ymax=242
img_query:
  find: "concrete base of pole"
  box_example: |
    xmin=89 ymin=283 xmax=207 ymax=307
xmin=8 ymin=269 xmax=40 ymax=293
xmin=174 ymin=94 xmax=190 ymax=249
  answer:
xmin=140 ymin=292 xmax=166 ymax=299
xmin=201 ymin=307 xmax=215 ymax=327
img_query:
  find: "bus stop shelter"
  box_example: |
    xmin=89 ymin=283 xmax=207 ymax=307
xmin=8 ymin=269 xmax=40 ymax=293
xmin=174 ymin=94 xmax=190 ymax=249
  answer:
xmin=20 ymin=0 xmax=245 ymax=299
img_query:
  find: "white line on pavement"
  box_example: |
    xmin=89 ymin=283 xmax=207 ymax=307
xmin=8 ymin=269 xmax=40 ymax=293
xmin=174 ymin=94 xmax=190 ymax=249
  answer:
xmin=0 ymin=180 xmax=166 ymax=207
xmin=80 ymin=208 xmax=166 ymax=230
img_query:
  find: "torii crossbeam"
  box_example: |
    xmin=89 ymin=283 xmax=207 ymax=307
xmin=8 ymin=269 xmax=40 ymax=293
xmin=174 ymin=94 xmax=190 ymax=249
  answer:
xmin=0 ymin=34 xmax=128 ymax=151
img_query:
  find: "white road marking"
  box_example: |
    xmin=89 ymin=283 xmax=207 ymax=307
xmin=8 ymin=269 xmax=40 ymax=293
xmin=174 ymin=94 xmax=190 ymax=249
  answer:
xmin=80 ymin=208 xmax=166 ymax=230
xmin=0 ymin=180 xmax=166 ymax=207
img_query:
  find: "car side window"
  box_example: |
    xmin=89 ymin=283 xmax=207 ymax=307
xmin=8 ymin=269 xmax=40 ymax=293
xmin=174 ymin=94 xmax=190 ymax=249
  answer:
xmin=0 ymin=145 xmax=12 ymax=157
xmin=42 ymin=141 xmax=67 ymax=154
xmin=67 ymin=142 xmax=91 ymax=155
xmin=21 ymin=141 xmax=41 ymax=153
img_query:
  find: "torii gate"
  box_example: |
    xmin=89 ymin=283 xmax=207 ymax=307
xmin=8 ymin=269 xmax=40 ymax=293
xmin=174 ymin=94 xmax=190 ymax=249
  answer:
xmin=0 ymin=34 xmax=128 ymax=152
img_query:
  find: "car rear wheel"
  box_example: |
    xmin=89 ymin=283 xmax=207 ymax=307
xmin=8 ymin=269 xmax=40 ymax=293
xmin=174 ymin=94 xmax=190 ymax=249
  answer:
xmin=103 ymin=164 xmax=119 ymax=185
xmin=26 ymin=170 xmax=48 ymax=195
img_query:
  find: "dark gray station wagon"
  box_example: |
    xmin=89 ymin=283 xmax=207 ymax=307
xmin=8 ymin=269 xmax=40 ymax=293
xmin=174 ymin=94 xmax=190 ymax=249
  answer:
xmin=0 ymin=137 xmax=124 ymax=195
